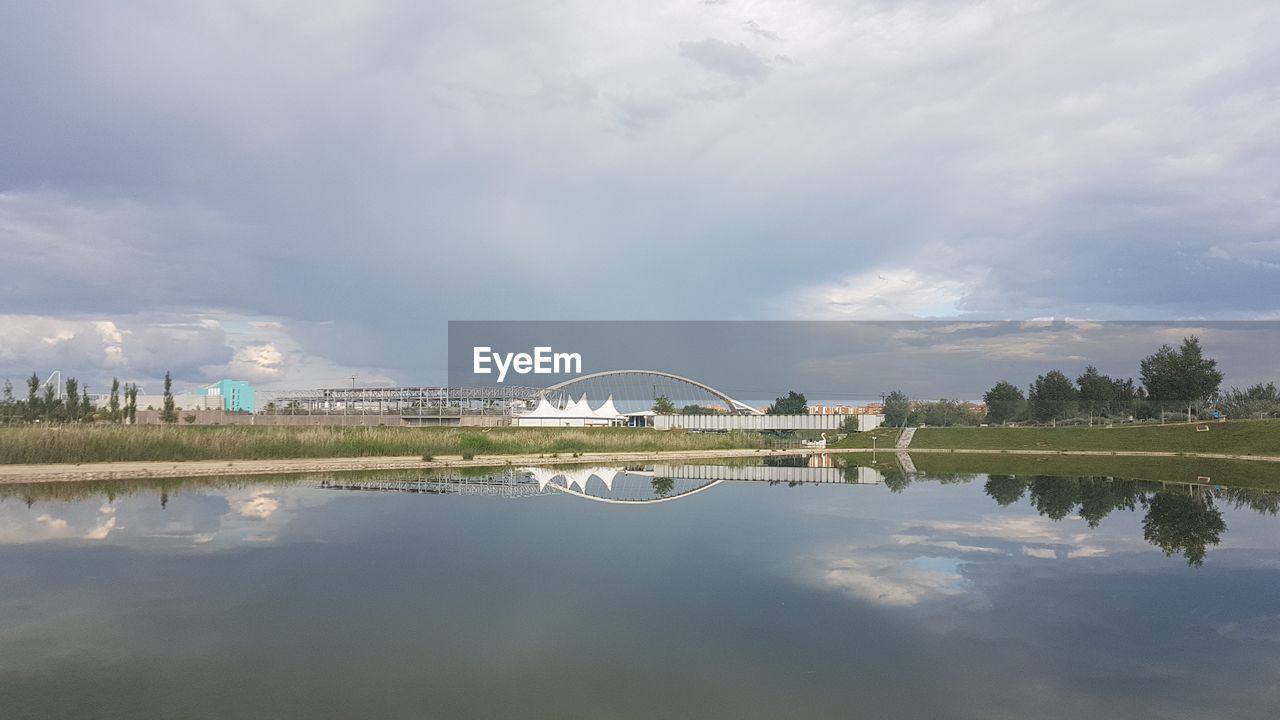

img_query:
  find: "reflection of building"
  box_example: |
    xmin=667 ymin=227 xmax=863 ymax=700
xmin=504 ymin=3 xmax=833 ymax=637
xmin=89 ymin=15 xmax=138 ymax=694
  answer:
xmin=195 ymin=379 xmax=255 ymax=412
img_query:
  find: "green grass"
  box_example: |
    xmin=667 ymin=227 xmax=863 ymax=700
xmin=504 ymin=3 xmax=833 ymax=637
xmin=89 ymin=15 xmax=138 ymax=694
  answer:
xmin=908 ymin=419 xmax=1280 ymax=456
xmin=829 ymin=426 xmax=902 ymax=449
xmin=0 ymin=425 xmax=767 ymax=465
xmin=908 ymin=452 xmax=1280 ymax=491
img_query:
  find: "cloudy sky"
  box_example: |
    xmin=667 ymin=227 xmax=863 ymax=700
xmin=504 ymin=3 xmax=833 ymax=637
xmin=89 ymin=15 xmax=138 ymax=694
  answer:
xmin=2 ymin=0 xmax=1278 ymax=392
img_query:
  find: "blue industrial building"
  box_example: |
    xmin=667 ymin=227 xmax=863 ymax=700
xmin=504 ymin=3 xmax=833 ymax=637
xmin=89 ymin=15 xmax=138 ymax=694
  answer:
xmin=196 ymin=379 xmax=255 ymax=412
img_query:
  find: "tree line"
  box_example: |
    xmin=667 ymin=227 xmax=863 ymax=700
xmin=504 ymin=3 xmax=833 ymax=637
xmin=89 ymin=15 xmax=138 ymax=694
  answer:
xmin=874 ymin=336 xmax=1275 ymax=427
xmin=982 ymin=336 xmax=1238 ymax=425
xmin=0 ymin=371 xmax=178 ymax=424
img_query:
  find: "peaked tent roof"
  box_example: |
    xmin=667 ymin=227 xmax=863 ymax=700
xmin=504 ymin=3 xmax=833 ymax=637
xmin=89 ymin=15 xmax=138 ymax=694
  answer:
xmin=523 ymin=395 xmax=566 ymax=419
xmin=592 ymin=395 xmax=624 ymax=420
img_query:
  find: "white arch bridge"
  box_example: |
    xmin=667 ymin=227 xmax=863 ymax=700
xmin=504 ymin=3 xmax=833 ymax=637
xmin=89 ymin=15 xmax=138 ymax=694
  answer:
xmin=541 ymin=369 xmax=762 ymax=415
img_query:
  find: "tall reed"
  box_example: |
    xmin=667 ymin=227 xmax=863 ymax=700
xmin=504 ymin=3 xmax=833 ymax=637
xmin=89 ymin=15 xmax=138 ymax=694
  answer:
xmin=0 ymin=425 xmax=767 ymax=464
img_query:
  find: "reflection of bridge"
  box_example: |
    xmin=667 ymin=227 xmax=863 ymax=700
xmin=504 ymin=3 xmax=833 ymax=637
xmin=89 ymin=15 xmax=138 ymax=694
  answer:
xmin=306 ymin=474 xmax=553 ymax=498
xmin=647 ymin=463 xmax=883 ymax=485
xmin=303 ymin=460 xmax=885 ymax=505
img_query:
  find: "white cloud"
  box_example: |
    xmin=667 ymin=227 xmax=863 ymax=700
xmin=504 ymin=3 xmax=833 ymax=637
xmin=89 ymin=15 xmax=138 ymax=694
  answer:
xmin=789 ymin=269 xmax=977 ymax=319
xmin=232 ymin=491 xmax=280 ymax=520
xmin=227 ymin=344 xmax=285 ymax=382
xmin=818 ymin=551 xmax=971 ymax=607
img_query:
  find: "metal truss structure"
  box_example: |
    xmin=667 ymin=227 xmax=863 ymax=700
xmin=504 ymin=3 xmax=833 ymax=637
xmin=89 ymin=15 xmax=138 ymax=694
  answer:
xmin=262 ymin=385 xmax=543 ymax=418
xmin=263 ymin=370 xmax=760 ymax=420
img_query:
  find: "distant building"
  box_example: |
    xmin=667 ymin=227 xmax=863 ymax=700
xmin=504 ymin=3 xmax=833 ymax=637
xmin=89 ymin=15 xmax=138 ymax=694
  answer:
xmin=195 ymin=379 xmax=255 ymax=412
xmin=808 ymin=403 xmax=884 ymax=416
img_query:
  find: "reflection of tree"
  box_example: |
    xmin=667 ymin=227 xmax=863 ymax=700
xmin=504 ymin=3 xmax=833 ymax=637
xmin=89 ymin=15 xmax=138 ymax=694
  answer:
xmin=1143 ymin=490 xmax=1226 ymax=567
xmin=1030 ymin=477 xmax=1080 ymax=520
xmin=764 ymin=456 xmax=806 ymax=468
xmin=981 ymin=475 xmax=1237 ymax=566
xmin=1076 ymin=480 xmax=1141 ymax=528
xmin=984 ymin=475 xmax=1028 ymax=506
xmin=651 ymin=477 xmax=675 ymax=498
xmin=882 ymin=471 xmax=913 ymax=493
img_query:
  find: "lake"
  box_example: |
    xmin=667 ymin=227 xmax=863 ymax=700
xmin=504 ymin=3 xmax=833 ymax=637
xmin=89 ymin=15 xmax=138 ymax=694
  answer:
xmin=2 ymin=458 xmax=1278 ymax=719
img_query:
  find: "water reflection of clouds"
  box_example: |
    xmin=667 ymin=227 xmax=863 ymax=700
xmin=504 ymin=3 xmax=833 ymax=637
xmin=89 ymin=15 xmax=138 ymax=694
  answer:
xmin=0 ymin=485 xmax=333 ymax=548
xmin=810 ymin=548 xmax=979 ymax=608
xmin=802 ymin=510 xmax=1161 ymax=608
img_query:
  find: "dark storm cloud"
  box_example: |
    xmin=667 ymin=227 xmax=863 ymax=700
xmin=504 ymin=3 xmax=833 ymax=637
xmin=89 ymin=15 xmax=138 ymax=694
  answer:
xmin=1 ymin=1 xmax=1278 ymax=388
xmin=449 ymin=321 xmax=1280 ymax=402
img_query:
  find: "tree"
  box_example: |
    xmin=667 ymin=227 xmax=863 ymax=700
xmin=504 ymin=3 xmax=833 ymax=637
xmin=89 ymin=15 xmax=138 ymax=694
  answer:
xmin=769 ymin=390 xmax=807 ymax=415
xmin=1111 ymin=377 xmax=1140 ymax=417
xmin=1028 ymin=370 xmax=1078 ymax=424
xmin=80 ymin=389 xmax=92 ymax=420
xmin=64 ymin=377 xmax=79 ymax=422
xmin=679 ymin=404 xmax=714 ymax=415
xmin=652 ymin=395 xmax=676 ymax=414
xmin=161 ymin=371 xmax=177 ymax=423
xmin=1076 ymin=366 xmax=1115 ymax=422
xmin=108 ymin=378 xmax=121 ymax=423
xmin=883 ymin=391 xmax=910 ymax=427
xmin=42 ymin=382 xmax=58 ymax=421
xmin=1219 ymin=382 xmax=1280 ymax=420
xmin=983 ymin=381 xmax=1026 ymax=424
xmin=25 ymin=373 xmax=40 ymax=422
xmin=1 ymin=379 xmax=13 ymax=423
xmin=908 ymin=399 xmax=981 ymax=427
xmin=125 ymin=383 xmax=139 ymax=424
xmin=1140 ymin=336 xmax=1223 ymax=421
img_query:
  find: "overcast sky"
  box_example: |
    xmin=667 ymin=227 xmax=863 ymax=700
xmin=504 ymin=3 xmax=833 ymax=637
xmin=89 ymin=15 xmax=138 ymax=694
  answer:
xmin=2 ymin=1 xmax=1278 ymax=394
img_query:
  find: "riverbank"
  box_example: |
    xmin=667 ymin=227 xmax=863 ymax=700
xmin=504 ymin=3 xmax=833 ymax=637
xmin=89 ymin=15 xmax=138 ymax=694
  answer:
xmin=4 ymin=445 xmax=1280 ymax=485
xmin=905 ymin=452 xmax=1280 ymax=490
xmin=0 ymin=447 xmax=793 ymax=484
xmin=908 ymin=419 xmax=1280 ymax=455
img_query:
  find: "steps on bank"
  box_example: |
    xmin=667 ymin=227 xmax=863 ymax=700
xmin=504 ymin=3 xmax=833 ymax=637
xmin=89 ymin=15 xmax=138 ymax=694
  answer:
xmin=896 ymin=452 xmax=918 ymax=474
xmin=896 ymin=427 xmax=917 ymax=449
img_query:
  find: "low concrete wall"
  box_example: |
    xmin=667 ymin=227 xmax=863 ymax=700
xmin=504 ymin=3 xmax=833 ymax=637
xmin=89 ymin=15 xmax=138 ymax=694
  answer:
xmin=655 ymin=413 xmax=884 ymax=432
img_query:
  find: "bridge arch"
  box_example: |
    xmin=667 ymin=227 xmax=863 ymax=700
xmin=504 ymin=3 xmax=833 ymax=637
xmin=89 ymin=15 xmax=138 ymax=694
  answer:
xmin=543 ymin=369 xmax=762 ymax=414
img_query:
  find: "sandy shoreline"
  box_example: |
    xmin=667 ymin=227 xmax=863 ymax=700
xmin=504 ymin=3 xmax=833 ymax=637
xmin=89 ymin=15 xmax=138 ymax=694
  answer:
xmin=1 ymin=446 xmax=1278 ymax=484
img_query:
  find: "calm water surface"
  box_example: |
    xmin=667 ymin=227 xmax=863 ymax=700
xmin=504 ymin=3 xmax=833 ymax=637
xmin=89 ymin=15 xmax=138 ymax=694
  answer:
xmin=1 ymin=461 xmax=1279 ymax=719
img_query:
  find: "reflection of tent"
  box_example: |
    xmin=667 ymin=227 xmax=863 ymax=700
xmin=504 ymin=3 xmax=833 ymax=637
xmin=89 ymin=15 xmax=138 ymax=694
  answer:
xmin=528 ymin=467 xmax=559 ymax=491
xmin=526 ymin=467 xmax=618 ymax=492
xmin=515 ymin=393 xmax=627 ymax=427
xmin=593 ymin=468 xmax=616 ymax=491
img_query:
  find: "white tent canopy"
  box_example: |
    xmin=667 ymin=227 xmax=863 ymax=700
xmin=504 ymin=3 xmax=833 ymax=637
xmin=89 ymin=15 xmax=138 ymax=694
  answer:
xmin=515 ymin=393 xmax=627 ymax=427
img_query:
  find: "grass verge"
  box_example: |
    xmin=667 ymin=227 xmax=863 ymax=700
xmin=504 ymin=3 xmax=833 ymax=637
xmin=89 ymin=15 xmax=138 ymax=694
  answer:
xmin=908 ymin=419 xmax=1280 ymax=456
xmin=908 ymin=452 xmax=1280 ymax=491
xmin=0 ymin=425 xmax=767 ymax=465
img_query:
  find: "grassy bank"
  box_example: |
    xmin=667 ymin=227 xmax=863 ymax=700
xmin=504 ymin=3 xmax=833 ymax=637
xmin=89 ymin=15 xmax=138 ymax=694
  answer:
xmin=908 ymin=419 xmax=1280 ymax=456
xmin=907 ymin=453 xmax=1280 ymax=491
xmin=0 ymin=425 xmax=767 ymax=465
xmin=830 ymin=426 xmax=902 ymax=448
